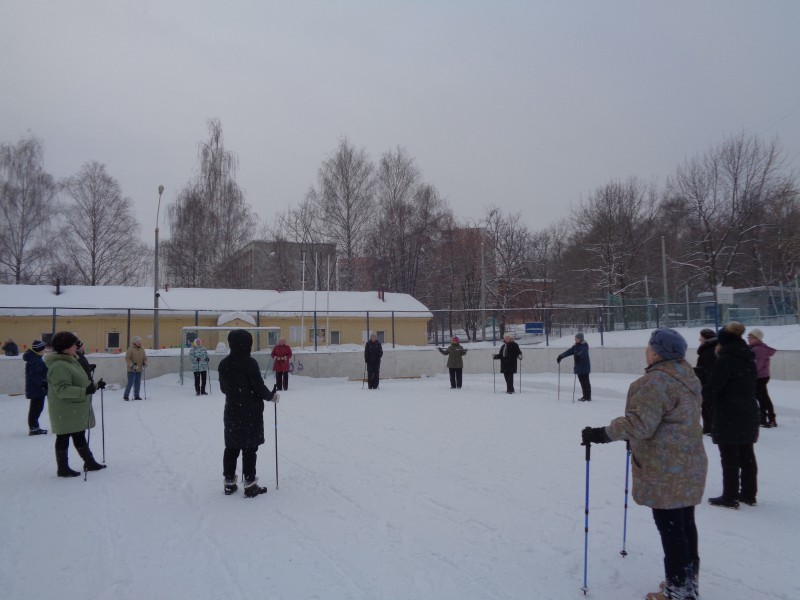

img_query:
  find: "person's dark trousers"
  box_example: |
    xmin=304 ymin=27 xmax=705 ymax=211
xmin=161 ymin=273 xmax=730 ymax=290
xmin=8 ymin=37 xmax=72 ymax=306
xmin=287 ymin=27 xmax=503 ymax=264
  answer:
xmin=28 ymin=396 xmax=46 ymax=429
xmin=223 ymin=447 xmax=258 ymax=480
xmin=755 ymin=377 xmax=775 ymax=423
xmin=367 ymin=362 xmax=380 ymax=389
xmin=194 ymin=371 xmax=207 ymax=395
xmin=577 ymin=373 xmax=591 ymax=399
xmin=718 ymin=443 xmax=758 ymax=500
xmin=701 ymin=398 xmax=713 ymax=434
xmin=652 ymin=506 xmax=699 ymax=595
xmin=275 ymin=372 xmax=288 ymax=391
xmin=55 ymin=431 xmax=88 ymax=451
xmin=503 ymin=372 xmax=515 ymax=393
xmin=449 ymin=368 xmax=463 ymax=389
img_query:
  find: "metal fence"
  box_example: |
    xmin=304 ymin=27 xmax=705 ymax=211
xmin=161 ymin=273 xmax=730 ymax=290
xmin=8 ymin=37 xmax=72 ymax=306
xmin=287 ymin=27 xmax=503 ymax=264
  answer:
xmin=3 ymin=298 xmax=798 ymax=354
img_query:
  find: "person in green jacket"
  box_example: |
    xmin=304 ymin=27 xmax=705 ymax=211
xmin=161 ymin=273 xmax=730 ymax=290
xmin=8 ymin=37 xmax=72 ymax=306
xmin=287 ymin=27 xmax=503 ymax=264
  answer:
xmin=438 ymin=336 xmax=468 ymax=389
xmin=45 ymin=331 xmax=107 ymax=477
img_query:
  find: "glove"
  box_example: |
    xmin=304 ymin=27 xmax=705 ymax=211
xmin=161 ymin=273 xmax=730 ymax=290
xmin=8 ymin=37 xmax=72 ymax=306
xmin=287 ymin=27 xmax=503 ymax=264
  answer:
xmin=86 ymin=382 xmax=97 ymax=395
xmin=582 ymin=426 xmax=611 ymax=445
xmin=271 ymin=393 xmax=280 ymax=403
xmin=131 ymin=364 xmax=138 ymax=372
xmin=556 ymin=356 xmax=562 ymax=364
xmin=97 ymin=379 xmax=106 ymax=390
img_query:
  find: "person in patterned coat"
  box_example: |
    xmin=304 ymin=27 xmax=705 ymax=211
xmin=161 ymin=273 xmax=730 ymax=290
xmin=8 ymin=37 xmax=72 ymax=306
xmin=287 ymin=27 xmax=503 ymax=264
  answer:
xmin=581 ymin=328 xmax=707 ymax=600
xmin=189 ymin=338 xmax=210 ymax=395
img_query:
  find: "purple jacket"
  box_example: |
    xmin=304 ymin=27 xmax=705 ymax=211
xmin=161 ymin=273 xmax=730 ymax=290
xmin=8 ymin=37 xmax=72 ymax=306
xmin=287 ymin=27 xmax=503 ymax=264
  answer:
xmin=750 ymin=340 xmax=776 ymax=378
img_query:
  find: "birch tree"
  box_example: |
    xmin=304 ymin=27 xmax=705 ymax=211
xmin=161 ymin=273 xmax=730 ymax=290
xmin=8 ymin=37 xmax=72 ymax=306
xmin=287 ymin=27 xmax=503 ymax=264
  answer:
xmin=0 ymin=134 xmax=57 ymax=283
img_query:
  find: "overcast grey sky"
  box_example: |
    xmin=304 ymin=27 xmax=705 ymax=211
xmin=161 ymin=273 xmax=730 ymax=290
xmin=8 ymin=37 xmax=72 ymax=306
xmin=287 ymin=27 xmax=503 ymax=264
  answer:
xmin=2 ymin=0 xmax=799 ymax=245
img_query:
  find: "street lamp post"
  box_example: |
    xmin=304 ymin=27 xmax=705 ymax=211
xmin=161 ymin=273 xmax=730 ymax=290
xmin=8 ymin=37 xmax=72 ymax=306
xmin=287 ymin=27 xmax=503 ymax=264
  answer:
xmin=154 ymin=185 xmax=164 ymax=350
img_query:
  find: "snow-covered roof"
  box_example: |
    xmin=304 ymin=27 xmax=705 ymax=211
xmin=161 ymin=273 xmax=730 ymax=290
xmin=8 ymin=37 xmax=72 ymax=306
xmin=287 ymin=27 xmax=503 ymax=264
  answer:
xmin=0 ymin=284 xmax=433 ymax=318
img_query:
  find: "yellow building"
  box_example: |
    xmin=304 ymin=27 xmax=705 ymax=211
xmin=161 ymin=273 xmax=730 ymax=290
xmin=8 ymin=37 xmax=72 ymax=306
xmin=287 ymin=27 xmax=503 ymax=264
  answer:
xmin=0 ymin=285 xmax=432 ymax=352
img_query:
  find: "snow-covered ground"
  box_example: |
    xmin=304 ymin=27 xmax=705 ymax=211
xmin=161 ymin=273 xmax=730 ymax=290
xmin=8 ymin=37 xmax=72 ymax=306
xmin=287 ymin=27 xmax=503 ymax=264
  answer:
xmin=1 ymin=355 xmax=797 ymax=599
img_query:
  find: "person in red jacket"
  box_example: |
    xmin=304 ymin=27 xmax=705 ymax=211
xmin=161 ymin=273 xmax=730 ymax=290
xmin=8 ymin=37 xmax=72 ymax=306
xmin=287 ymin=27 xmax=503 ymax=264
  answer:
xmin=270 ymin=338 xmax=292 ymax=391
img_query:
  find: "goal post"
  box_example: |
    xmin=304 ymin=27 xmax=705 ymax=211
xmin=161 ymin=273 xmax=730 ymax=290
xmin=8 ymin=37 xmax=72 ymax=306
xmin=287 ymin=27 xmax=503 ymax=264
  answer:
xmin=179 ymin=325 xmax=282 ymax=385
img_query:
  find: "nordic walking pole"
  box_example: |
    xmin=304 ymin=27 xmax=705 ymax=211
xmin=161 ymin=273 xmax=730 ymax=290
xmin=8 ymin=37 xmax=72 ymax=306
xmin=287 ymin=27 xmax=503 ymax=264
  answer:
xmin=581 ymin=434 xmax=592 ymax=595
xmin=518 ymin=355 xmax=522 ymax=393
xmin=143 ymin=366 xmax=147 ymax=400
xmin=557 ymin=362 xmax=561 ymax=401
xmin=362 ymin=363 xmax=367 ymax=389
xmin=84 ymin=411 xmax=92 ymax=482
xmin=100 ymin=384 xmax=105 ymax=463
xmin=621 ymin=442 xmax=631 ymax=557
xmin=274 ymin=394 xmax=279 ymax=490
xmin=572 ymin=374 xmax=577 ymax=403
xmin=492 ymin=357 xmax=496 ymax=393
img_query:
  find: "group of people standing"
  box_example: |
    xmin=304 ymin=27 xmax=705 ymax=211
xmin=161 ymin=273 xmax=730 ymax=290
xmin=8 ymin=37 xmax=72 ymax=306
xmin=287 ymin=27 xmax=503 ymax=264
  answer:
xmin=580 ymin=322 xmax=778 ymax=600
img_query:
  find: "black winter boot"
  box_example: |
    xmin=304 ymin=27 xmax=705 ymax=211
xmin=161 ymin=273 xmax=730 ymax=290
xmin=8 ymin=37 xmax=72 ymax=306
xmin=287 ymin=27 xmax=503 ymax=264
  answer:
xmin=224 ymin=476 xmax=238 ymax=496
xmin=56 ymin=448 xmax=80 ymax=478
xmin=708 ymin=495 xmax=739 ymax=509
xmin=243 ymin=477 xmax=267 ymax=498
xmin=76 ymin=444 xmax=107 ymax=471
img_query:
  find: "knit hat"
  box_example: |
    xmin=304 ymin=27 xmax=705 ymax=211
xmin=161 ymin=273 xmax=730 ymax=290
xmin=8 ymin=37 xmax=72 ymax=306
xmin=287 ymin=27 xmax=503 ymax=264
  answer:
xmin=575 ymin=332 xmax=584 ymax=342
xmin=76 ymin=339 xmax=84 ymax=349
xmin=747 ymin=328 xmax=764 ymax=342
xmin=452 ymin=336 xmax=459 ymax=342
xmin=194 ymin=338 xmax=202 ymax=346
xmin=132 ymin=336 xmax=142 ymax=344
xmin=699 ymin=328 xmax=716 ymax=340
xmin=717 ymin=321 xmax=745 ymax=346
xmin=31 ymin=340 xmax=46 ymax=352
xmin=648 ymin=328 xmax=688 ymax=360
xmin=51 ymin=331 xmax=78 ymax=353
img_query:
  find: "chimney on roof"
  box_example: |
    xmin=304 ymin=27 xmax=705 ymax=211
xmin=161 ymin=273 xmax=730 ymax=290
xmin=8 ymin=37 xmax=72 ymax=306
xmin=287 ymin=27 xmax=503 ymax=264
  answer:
xmin=55 ymin=278 xmax=61 ymax=296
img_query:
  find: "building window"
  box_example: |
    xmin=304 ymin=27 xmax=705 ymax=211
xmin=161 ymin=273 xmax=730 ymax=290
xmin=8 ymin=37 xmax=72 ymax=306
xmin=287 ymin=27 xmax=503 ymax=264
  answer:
xmin=308 ymin=328 xmax=326 ymax=343
xmin=267 ymin=330 xmax=279 ymax=346
xmin=289 ymin=326 xmax=302 ymax=344
xmin=376 ymin=331 xmax=385 ymax=344
xmin=330 ymin=331 xmax=340 ymax=345
xmin=107 ymin=332 xmax=120 ymax=350
xmin=41 ymin=332 xmax=53 ymax=346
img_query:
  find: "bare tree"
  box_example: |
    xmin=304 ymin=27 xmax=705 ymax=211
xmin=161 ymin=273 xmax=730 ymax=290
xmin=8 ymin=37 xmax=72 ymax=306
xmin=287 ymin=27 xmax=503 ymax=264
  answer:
xmin=312 ymin=138 xmax=376 ymax=290
xmin=483 ymin=207 xmax=533 ymax=333
xmin=163 ymin=183 xmax=212 ymax=287
xmin=165 ymin=119 xmax=256 ymax=287
xmin=367 ymin=147 xmax=452 ymax=297
xmin=59 ymin=161 xmax=148 ymax=285
xmin=570 ymin=179 xmax=660 ymax=326
xmin=668 ymin=133 xmax=792 ymax=293
xmin=0 ymin=134 xmax=57 ymax=283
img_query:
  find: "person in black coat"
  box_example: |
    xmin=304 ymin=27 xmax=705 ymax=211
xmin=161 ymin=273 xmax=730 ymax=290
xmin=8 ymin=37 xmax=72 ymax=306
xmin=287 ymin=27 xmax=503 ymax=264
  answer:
xmin=218 ymin=329 xmax=278 ymax=498
xmin=493 ymin=333 xmax=523 ymax=394
xmin=23 ymin=340 xmax=48 ymax=435
xmin=694 ymin=328 xmax=718 ymax=434
xmin=3 ymin=337 xmax=19 ymax=356
xmin=702 ymin=321 xmax=759 ymax=508
xmin=364 ymin=333 xmax=383 ymax=390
